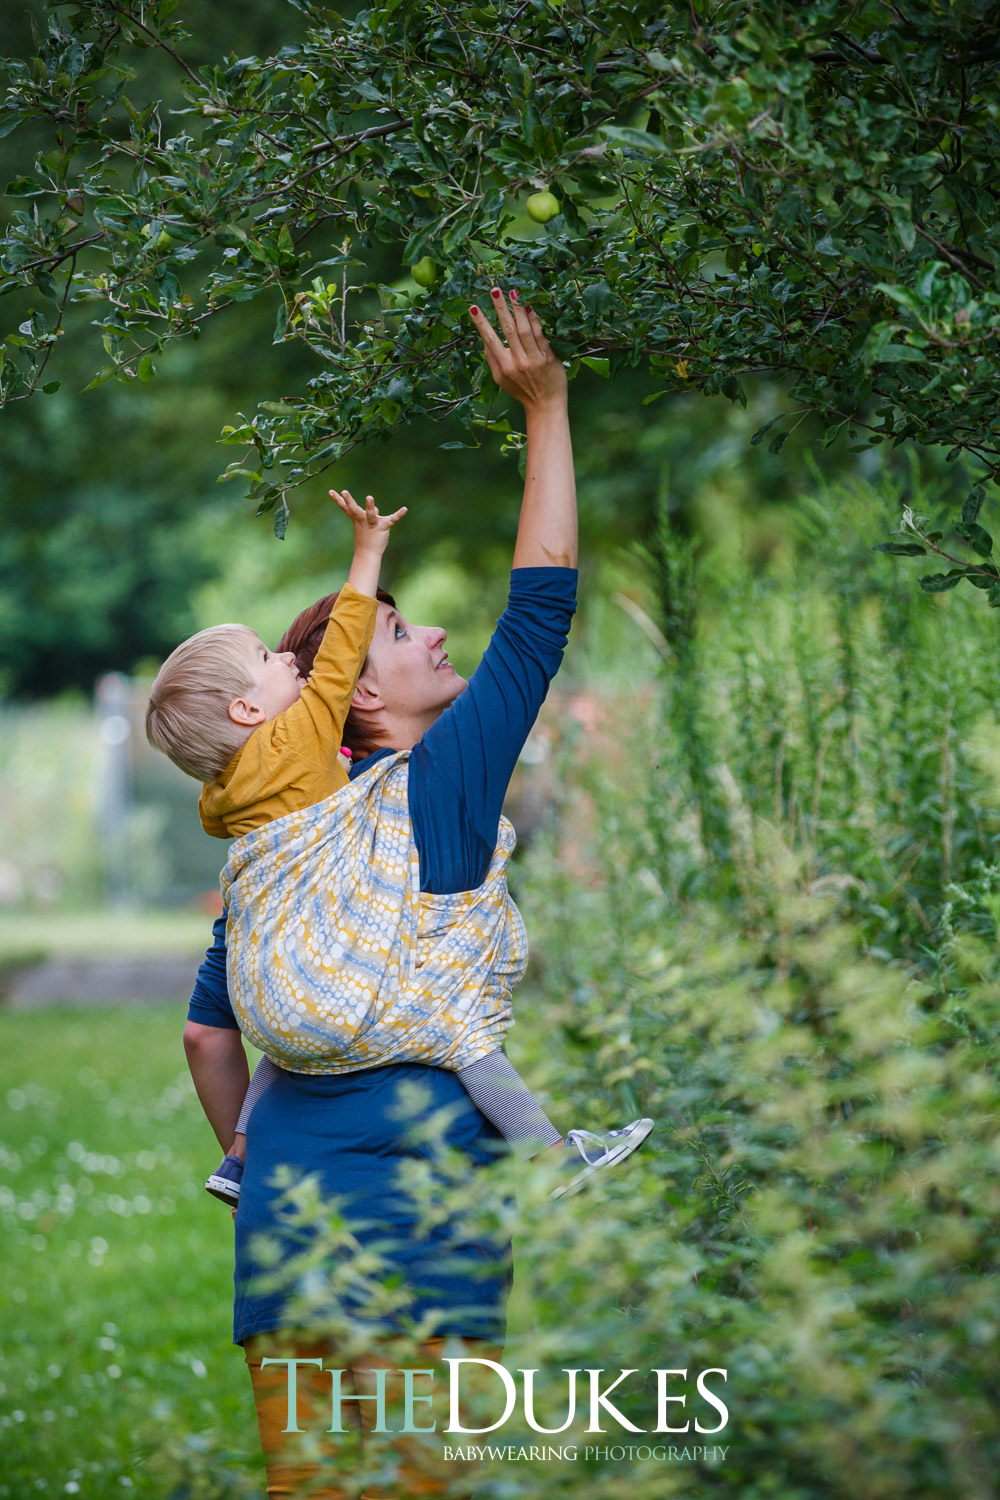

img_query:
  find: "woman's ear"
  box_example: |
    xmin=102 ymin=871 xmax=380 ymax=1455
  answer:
xmin=228 ymin=696 xmax=265 ymax=728
xmin=352 ymin=663 xmax=383 ymax=714
xmin=350 ymin=678 xmax=383 ymax=713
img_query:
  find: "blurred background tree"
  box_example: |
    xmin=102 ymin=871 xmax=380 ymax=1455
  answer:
xmin=2 ymin=0 xmax=998 ymax=704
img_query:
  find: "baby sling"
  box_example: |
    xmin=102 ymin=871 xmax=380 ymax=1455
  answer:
xmin=221 ymin=750 xmax=528 ymax=1075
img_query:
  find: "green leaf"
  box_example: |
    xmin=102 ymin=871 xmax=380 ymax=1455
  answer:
xmin=918 ymin=571 xmax=964 ymax=591
xmin=961 ymin=486 xmax=985 ymax=525
xmin=875 ymin=343 xmax=926 ymax=364
xmin=219 ymin=467 xmax=264 ymax=484
xmin=41 ymin=379 xmax=61 ymax=394
xmin=886 ymin=197 xmax=916 ymax=253
xmin=875 ymin=282 xmax=921 ymax=316
xmin=5 ymin=176 xmax=42 ymax=196
xmin=873 ymin=542 xmax=927 ymax=556
xmin=401 ymin=225 xmax=436 ymax=269
xmin=600 ymin=125 xmax=668 ymax=155
xmin=751 ymin=416 xmax=782 ymax=446
xmin=137 ymin=354 xmax=154 ymax=381
xmin=955 ymin=520 xmax=993 ymax=557
xmin=82 ymin=367 xmax=115 ymax=391
xmin=721 ymin=375 xmax=746 ymax=408
xmin=582 ymin=280 xmax=612 ymax=320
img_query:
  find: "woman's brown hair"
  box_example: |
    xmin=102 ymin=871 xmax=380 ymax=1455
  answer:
xmin=277 ymin=587 xmax=396 ymax=758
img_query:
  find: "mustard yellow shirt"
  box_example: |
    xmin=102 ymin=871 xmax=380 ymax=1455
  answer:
xmin=198 ymin=583 xmax=378 ymax=840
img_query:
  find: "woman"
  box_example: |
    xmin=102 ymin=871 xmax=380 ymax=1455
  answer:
xmin=183 ymin=290 xmax=579 ymax=1497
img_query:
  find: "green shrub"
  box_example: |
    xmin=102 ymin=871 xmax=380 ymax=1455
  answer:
xmin=6 ymin=472 xmax=1000 ymax=1497
xmin=224 ymin=472 xmax=1000 ymax=1497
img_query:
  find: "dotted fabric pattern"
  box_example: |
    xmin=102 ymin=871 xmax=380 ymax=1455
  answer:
xmin=220 ymin=751 xmax=528 ymax=1074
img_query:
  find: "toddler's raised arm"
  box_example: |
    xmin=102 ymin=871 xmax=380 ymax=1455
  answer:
xmin=281 ymin=490 xmax=407 ymax=758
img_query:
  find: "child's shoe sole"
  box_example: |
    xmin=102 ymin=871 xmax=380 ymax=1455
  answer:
xmin=205 ymin=1173 xmax=241 ymax=1208
xmin=551 ymin=1117 xmax=654 ymax=1200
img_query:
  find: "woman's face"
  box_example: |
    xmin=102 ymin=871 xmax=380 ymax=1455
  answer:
xmin=358 ymin=601 xmax=467 ymax=727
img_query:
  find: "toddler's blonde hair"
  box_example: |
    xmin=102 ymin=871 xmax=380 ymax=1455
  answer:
xmin=146 ymin=624 xmax=258 ymax=781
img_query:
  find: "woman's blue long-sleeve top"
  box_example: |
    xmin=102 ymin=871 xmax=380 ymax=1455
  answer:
xmin=187 ymin=567 xmax=577 ymax=1345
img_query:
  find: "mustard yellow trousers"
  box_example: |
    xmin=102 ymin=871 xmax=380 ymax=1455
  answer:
xmin=244 ymin=1329 xmax=502 ymax=1499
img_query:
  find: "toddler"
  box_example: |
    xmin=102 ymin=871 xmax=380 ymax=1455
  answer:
xmin=148 ymin=490 xmax=652 ymax=1207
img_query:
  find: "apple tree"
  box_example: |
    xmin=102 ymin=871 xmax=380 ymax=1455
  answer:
xmin=2 ymin=0 xmax=999 ymax=590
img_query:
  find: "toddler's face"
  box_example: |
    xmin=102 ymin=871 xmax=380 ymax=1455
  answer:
xmin=241 ymin=632 xmax=304 ymax=721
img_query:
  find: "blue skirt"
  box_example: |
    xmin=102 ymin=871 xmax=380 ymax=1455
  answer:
xmin=233 ymin=1061 xmax=511 ymax=1346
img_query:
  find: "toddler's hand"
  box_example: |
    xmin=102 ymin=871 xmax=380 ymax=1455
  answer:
xmin=330 ymin=488 xmax=407 ymax=555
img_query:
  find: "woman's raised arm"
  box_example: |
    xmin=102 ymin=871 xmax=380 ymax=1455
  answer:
xmin=471 ymin=290 xmax=577 ymax=570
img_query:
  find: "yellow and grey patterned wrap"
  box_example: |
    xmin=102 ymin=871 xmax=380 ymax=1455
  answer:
xmin=220 ymin=750 xmax=528 ymax=1075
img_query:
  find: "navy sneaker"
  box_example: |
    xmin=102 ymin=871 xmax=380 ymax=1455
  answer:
xmin=205 ymin=1153 xmax=243 ymax=1208
xmin=551 ymin=1118 xmax=654 ymax=1199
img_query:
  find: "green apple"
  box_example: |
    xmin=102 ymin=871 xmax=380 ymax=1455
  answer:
xmin=526 ymin=190 xmax=561 ymax=223
xmin=411 ymin=256 xmax=438 ymax=288
xmin=141 ymin=224 xmax=172 ymax=250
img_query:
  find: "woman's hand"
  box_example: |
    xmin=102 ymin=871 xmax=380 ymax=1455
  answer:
xmin=470 ymin=288 xmax=567 ymax=412
xmin=472 ymin=290 xmax=577 ymax=570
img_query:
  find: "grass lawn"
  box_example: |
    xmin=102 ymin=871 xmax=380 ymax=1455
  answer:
xmin=0 ymin=999 xmax=557 ymax=1498
xmin=0 ymin=910 xmax=214 ymax=964
xmin=0 ymin=1004 xmax=264 ymax=1498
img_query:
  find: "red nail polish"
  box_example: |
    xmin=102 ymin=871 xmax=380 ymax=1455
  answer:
xmin=511 ymin=289 xmax=519 ymax=300
xmin=491 ymin=288 xmax=501 ymax=298
xmin=469 ymin=305 xmax=479 ymax=315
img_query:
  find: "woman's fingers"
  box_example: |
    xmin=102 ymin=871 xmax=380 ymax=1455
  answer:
xmin=508 ymin=290 xmax=541 ymax=356
xmin=469 ymin=288 xmax=565 ymax=409
xmin=470 ymin=318 xmax=509 ymax=392
xmin=524 ymin=304 xmax=552 ymax=350
xmin=385 ymin=505 xmax=408 ymax=525
xmin=489 ymin=287 xmax=527 ymax=361
xmin=470 ymin=302 xmax=506 ymax=362
xmin=471 ymin=289 xmax=550 ymax=381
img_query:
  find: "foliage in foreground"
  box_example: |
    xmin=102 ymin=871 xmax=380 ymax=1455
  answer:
xmin=232 ymin=800 xmax=1000 ymax=1496
xmin=194 ymin=476 xmax=1000 ymax=1498
xmin=4 ymin=470 xmax=1000 ymax=1496
xmin=3 ymin=0 xmax=1000 ymax=542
